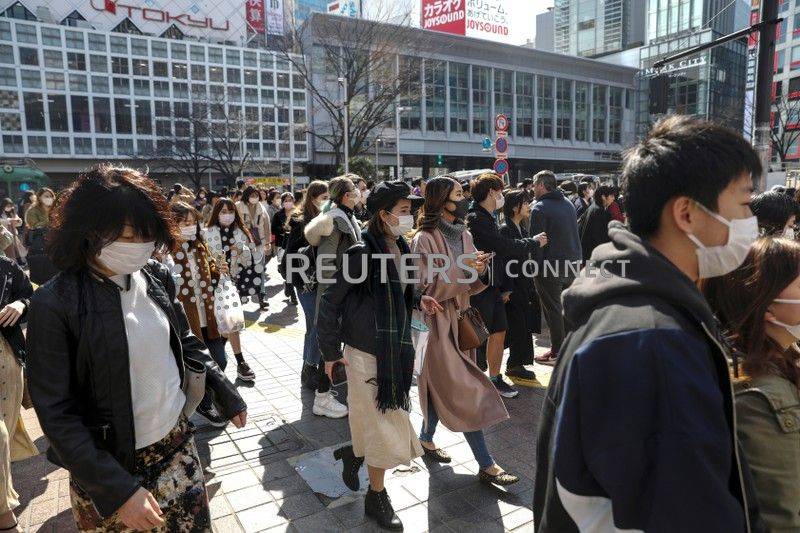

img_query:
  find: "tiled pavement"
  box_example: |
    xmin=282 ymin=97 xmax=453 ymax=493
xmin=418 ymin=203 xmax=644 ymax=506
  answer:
xmin=12 ymin=263 xmax=555 ymax=532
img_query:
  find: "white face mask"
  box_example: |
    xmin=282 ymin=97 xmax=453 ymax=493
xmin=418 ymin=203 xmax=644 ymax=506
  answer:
xmin=41 ymin=196 xmax=54 ymax=207
xmin=362 ymin=190 xmax=370 ymax=201
xmin=180 ymin=225 xmax=197 ymax=240
xmin=770 ymin=298 xmax=800 ymax=339
xmin=283 ymin=201 xmax=294 ymax=210
xmin=314 ymin=198 xmax=326 ymax=209
xmin=98 ymin=241 xmax=155 ymax=275
xmin=495 ymin=192 xmax=505 ymax=211
xmin=388 ymin=213 xmax=414 ymax=236
xmin=219 ymin=213 xmax=235 ymax=227
xmin=249 ymin=197 xmax=259 ymax=205
xmin=783 ymin=227 xmax=796 ymax=239
xmin=686 ymin=202 xmax=758 ymax=279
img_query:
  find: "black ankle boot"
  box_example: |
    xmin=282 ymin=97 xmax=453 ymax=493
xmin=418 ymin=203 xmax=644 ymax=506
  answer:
xmin=365 ymin=487 xmax=403 ymax=531
xmin=333 ymin=445 xmax=364 ymax=491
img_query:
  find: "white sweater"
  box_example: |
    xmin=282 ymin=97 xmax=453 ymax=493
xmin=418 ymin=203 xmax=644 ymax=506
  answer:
xmin=112 ymin=271 xmax=185 ymax=449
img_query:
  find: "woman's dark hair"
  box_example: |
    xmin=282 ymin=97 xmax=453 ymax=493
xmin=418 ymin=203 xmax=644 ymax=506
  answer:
xmin=594 ymin=185 xmax=616 ymax=205
xmin=1 ymin=198 xmax=15 ymax=216
xmin=207 ymin=197 xmax=252 ymax=241
xmin=578 ymin=182 xmax=592 ymax=197
xmin=622 ymin=115 xmax=762 ymax=238
xmin=170 ymin=201 xmax=204 ymax=252
xmin=412 ymin=178 xmax=423 ymax=187
xmin=48 ymin=165 xmax=177 ymax=273
xmin=294 ymin=180 xmax=328 ymax=224
xmin=20 ymin=191 xmax=34 ymax=204
xmin=259 ymin=188 xmax=268 ymax=200
xmin=502 ymin=189 xmax=526 ymax=220
xmin=367 ymin=198 xmax=408 ymax=240
xmin=750 ymin=191 xmax=798 ymax=236
xmin=702 ymin=237 xmax=800 ymax=386
xmin=242 ymin=186 xmax=260 ymax=204
xmin=471 ymin=173 xmax=504 ymax=203
xmin=294 ymin=190 xmax=303 ymax=203
xmin=417 ymin=176 xmax=457 ymax=232
xmin=267 ymin=190 xmax=280 ymax=203
xmin=280 ymin=192 xmax=294 ymax=205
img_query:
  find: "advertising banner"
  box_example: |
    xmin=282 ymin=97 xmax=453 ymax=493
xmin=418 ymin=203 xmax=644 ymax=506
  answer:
xmin=266 ymin=0 xmax=284 ymax=35
xmin=421 ymin=0 xmax=465 ymax=36
xmin=246 ymin=0 xmax=265 ymax=34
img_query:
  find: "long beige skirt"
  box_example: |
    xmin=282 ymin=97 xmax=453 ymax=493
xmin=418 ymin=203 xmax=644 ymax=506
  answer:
xmin=344 ymin=345 xmax=422 ymax=470
xmin=0 ymin=335 xmax=38 ymax=513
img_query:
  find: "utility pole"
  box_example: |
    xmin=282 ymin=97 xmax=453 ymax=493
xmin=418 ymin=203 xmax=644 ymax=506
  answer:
xmin=338 ymin=77 xmax=349 ymax=174
xmin=374 ymin=137 xmax=380 ymax=180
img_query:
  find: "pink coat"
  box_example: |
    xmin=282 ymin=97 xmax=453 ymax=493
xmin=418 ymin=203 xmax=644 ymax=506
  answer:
xmin=412 ymin=228 xmax=509 ymax=433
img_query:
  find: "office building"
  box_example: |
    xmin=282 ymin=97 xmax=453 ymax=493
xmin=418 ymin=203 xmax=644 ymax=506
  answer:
xmin=535 ymin=8 xmax=554 ymax=52
xmin=553 ymin=0 xmax=644 ymax=58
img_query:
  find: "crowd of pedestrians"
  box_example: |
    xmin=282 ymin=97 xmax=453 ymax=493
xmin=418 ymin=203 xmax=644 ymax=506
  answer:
xmin=1 ymin=114 xmax=799 ymax=532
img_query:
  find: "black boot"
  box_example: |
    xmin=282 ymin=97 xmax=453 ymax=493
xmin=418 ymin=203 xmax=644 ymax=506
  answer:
xmin=365 ymin=487 xmax=403 ymax=531
xmin=333 ymin=445 xmax=364 ymax=491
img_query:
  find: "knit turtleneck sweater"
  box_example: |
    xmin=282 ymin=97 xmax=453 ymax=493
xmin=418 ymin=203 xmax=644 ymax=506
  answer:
xmin=437 ymin=217 xmax=464 ymax=256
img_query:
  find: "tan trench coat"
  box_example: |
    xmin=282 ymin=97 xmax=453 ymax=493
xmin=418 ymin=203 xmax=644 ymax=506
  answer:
xmin=412 ymin=227 xmax=509 ymax=433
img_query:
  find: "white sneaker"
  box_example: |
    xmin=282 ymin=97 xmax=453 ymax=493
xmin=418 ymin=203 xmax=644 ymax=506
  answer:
xmin=313 ymin=390 xmax=348 ymax=418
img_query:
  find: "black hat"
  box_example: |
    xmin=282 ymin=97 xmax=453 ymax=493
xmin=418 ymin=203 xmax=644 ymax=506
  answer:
xmin=367 ymin=180 xmax=423 ymax=213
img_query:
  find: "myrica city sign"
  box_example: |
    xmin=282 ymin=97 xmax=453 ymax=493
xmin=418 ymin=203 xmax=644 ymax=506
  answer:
xmin=90 ymin=0 xmax=230 ymax=31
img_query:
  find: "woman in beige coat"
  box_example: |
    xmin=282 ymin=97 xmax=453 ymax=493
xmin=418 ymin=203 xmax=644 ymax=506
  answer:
xmin=412 ymin=176 xmax=518 ymax=486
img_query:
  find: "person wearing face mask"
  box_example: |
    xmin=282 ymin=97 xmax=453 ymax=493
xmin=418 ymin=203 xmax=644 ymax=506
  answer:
xmin=26 ymin=166 xmax=246 ymax=532
xmin=702 ymin=237 xmax=800 ymax=532
xmin=573 ymin=182 xmax=593 ymax=219
xmin=303 ymin=176 xmax=361 ymax=418
xmin=283 ymin=182 xmax=335 ymax=398
xmin=0 ymin=199 xmax=24 ymax=266
xmin=265 ymin=190 xmax=281 ymax=225
xmin=749 ymin=190 xmax=798 ymax=238
xmin=465 ymin=173 xmax=547 ymax=395
xmin=317 ymin=181 xmax=441 ymax=530
xmin=236 ymin=186 xmax=271 ymax=311
xmin=533 ymin=116 xmax=763 ymax=532
xmin=411 ymin=176 xmax=520 ymax=489
xmin=204 ymin=198 xmax=257 ymax=383
xmin=273 ymin=192 xmax=298 ymax=305
xmin=351 ymin=177 xmax=371 ymax=222
xmin=24 ymin=187 xmax=57 ymax=285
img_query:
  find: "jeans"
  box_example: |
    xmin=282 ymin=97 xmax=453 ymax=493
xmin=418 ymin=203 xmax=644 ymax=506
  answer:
xmin=199 ymin=327 xmax=228 ymax=411
xmin=297 ymin=290 xmax=321 ymax=367
xmin=419 ymin=397 xmax=493 ymax=470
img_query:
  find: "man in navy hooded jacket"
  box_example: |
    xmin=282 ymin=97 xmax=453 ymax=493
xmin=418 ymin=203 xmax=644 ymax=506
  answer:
xmin=533 ymin=116 xmax=763 ymax=532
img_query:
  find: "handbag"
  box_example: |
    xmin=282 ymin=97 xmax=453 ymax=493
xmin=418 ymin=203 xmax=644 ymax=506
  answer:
xmin=181 ymin=357 xmax=206 ymax=417
xmin=457 ymin=306 xmax=490 ymax=351
xmin=214 ymin=274 xmax=246 ymax=335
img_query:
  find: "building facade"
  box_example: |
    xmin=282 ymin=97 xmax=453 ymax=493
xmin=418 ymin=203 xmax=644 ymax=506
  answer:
xmin=305 ymin=13 xmax=638 ymax=182
xmin=0 ymin=0 xmax=309 ymax=189
xmin=535 ymin=8 xmax=554 ymax=52
xmin=553 ymin=0 xmax=644 ymax=58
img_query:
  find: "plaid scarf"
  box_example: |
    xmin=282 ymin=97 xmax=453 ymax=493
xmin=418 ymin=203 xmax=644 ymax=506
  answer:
xmin=361 ymin=230 xmax=415 ymax=412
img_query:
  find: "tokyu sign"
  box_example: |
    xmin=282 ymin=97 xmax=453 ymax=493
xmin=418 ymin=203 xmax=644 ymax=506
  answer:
xmin=91 ymin=0 xmax=230 ymax=30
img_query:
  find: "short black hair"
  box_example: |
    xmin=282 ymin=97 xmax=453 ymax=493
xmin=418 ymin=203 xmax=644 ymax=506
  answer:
xmin=48 ymin=165 xmax=177 ymax=273
xmin=242 ymin=186 xmax=260 ymax=203
xmin=578 ymin=182 xmax=592 ymax=197
xmin=520 ymin=178 xmax=533 ymax=188
xmin=593 ymin=184 xmax=616 ymax=205
xmin=750 ymin=191 xmax=798 ymax=236
xmin=502 ymin=189 xmax=526 ymax=220
xmin=236 ymin=178 xmax=246 ymax=189
xmin=560 ymin=180 xmax=577 ymax=195
xmin=533 ymin=170 xmax=557 ymax=192
xmin=412 ymin=178 xmax=423 ymax=187
xmin=622 ymin=115 xmax=761 ymax=238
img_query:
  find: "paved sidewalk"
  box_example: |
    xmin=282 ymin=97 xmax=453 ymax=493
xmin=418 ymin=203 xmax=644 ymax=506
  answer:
xmin=12 ymin=263 xmax=554 ymax=532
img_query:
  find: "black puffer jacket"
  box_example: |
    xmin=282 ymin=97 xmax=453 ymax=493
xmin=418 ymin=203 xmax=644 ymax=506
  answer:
xmin=26 ymin=260 xmax=246 ymax=518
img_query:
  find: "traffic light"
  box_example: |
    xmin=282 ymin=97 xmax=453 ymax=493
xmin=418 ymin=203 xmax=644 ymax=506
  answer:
xmin=436 ymin=154 xmax=445 ymax=166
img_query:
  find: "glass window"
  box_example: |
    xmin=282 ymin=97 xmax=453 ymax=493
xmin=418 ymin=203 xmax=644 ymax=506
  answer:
xmin=778 ymin=49 xmax=786 ymax=74
xmin=2 ymin=135 xmax=22 ymax=153
xmin=791 ymin=46 xmax=800 ymax=70
xmin=227 ymin=68 xmax=241 ymax=83
xmin=71 ymin=95 xmax=90 ymax=132
xmin=226 ymin=49 xmax=240 ymax=65
xmin=190 ymin=45 xmax=205 ymax=62
xmin=276 ymin=72 xmax=289 ymax=88
xmin=132 ymin=59 xmax=149 ymax=76
xmin=0 ymin=45 xmax=9 ymax=65
xmin=244 ymin=51 xmax=257 ymax=67
xmin=115 ymin=99 xmax=131 ymax=133
xmin=154 ymin=81 xmax=169 ymax=97
xmin=245 ymin=88 xmax=258 ymax=104
xmin=110 ymin=36 xmax=127 ymax=54
xmin=575 ymin=82 xmax=589 ymax=141
xmin=292 ymin=75 xmax=305 ymax=89
xmin=151 ymin=41 xmax=167 ymax=58
xmin=537 ymin=76 xmax=553 ymax=139
xmin=27 ymin=135 xmax=47 ymax=153
xmin=41 ymin=27 xmax=61 ymax=46
xmin=117 ymin=138 xmax=134 ymax=155
xmin=92 ymin=76 xmax=109 ymax=93
xmin=244 ymin=69 xmax=257 ymax=85
xmin=208 ymin=47 xmax=223 ymax=63
xmin=75 ymin=137 xmax=92 ymax=154
xmin=0 ymin=68 xmax=14 ymax=86
xmin=96 ymin=138 xmax=112 ymax=155
xmin=23 ymin=93 xmax=45 ymax=130
xmin=133 ymin=79 xmax=150 ymax=96
xmin=494 ymin=69 xmax=513 ymax=133
xmin=171 ymin=43 xmax=186 ymax=60
xmin=93 ymin=97 xmax=111 ymax=133
xmin=209 ymin=66 xmax=223 ymax=82
xmin=516 ymin=72 xmax=533 ymax=138
xmin=172 ymin=63 xmax=188 ymax=79
xmin=154 ymin=101 xmax=170 ymax=117
xmin=65 ymin=31 xmax=84 ymax=50
xmin=88 ymin=33 xmax=106 ymax=51
xmin=52 ymin=137 xmax=70 ymax=154
xmin=191 ymin=83 xmax=206 ymax=99
xmin=112 ymin=57 xmax=129 ymax=75
xmin=69 ymin=73 xmax=87 ymax=92
xmin=425 ymin=60 xmax=446 ymax=132
xmin=0 ymin=21 xmax=9 ymax=41
xmin=556 ymin=79 xmax=572 ymax=141
xmin=592 ymin=85 xmax=607 ymax=143
xmin=173 ymin=83 xmax=188 ymax=99
xmin=20 ymin=70 xmax=40 ymax=88
xmin=131 ymin=38 xmax=147 ymax=56
xmin=67 ymin=52 xmax=86 ymax=71
xmin=0 ymin=112 xmax=19 ymax=130
xmin=113 ymin=77 xmax=129 ymax=94
xmin=45 ymin=72 xmax=64 ymax=90
xmin=261 ymin=89 xmax=274 ymax=105
xmin=43 ymin=49 xmax=62 ymax=68
xmin=153 ymin=61 xmax=167 ymax=77
xmin=450 ymin=68 xmax=469 ymax=132
xmin=191 ymin=64 xmax=205 ymax=80
xmin=15 ymin=24 xmax=36 ymax=44
xmin=261 ymin=71 xmax=273 ymax=86
xmin=135 ymin=100 xmax=152 ymax=134
xmin=174 ymin=102 xmax=188 ymax=118
xmin=19 ymin=47 xmax=37 ymax=66
xmin=609 ymin=86 xmax=623 ymax=144
xmin=90 ymin=54 xmax=107 ymax=73
xmin=472 ymin=66 xmax=489 ymax=135
xmin=156 ymin=120 xmax=171 ymax=137
xmin=260 ymin=53 xmax=273 ymax=69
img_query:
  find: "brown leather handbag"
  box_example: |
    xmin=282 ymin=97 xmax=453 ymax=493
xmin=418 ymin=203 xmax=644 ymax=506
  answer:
xmin=457 ymin=306 xmax=490 ymax=351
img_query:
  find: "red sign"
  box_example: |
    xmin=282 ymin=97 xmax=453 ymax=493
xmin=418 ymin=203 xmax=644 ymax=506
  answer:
xmin=90 ymin=0 xmax=230 ymax=31
xmin=495 ymin=113 xmax=508 ymax=133
xmin=495 ymin=136 xmax=508 ymax=156
xmin=421 ymin=0 xmax=465 ymax=36
xmin=493 ymin=158 xmax=508 ymax=175
xmin=246 ymin=0 xmax=265 ymax=34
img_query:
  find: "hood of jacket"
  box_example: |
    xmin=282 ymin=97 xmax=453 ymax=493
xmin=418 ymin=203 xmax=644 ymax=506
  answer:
xmin=563 ymin=221 xmax=715 ymax=329
xmin=303 ymin=207 xmax=359 ymax=246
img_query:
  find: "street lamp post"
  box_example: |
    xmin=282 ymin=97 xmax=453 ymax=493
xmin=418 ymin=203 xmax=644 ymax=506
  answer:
xmin=374 ymin=137 xmax=381 ymax=180
xmin=338 ymin=77 xmax=349 ymax=174
xmin=395 ymin=105 xmax=411 ymax=179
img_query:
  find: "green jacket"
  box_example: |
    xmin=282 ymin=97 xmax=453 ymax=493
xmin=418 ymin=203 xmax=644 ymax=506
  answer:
xmin=24 ymin=205 xmax=49 ymax=230
xmin=735 ymin=373 xmax=800 ymax=532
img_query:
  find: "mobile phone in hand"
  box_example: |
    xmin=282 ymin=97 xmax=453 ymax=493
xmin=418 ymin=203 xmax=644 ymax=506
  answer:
xmin=331 ymin=361 xmax=348 ymax=387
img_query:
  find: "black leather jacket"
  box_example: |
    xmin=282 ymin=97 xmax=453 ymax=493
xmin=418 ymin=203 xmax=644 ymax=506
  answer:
xmin=0 ymin=255 xmax=33 ymax=363
xmin=26 ymin=260 xmax=246 ymax=518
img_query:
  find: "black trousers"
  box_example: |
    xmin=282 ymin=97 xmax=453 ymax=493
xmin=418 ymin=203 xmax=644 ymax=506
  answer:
xmin=533 ymin=271 xmax=576 ymax=355
xmin=505 ymin=293 xmax=535 ymax=368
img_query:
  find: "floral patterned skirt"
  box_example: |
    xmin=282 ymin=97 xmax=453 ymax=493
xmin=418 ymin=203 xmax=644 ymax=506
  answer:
xmin=70 ymin=416 xmax=211 ymax=532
